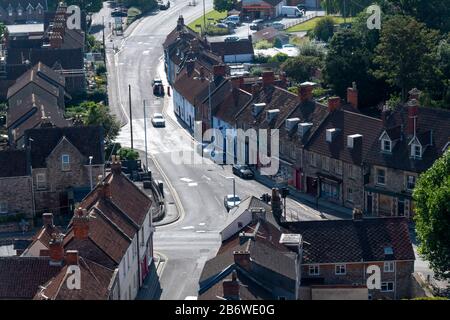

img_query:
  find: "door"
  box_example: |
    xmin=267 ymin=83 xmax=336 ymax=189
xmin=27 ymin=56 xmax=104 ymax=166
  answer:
xmin=366 ymin=193 xmax=373 ymax=215
xmin=306 ymin=177 xmax=318 ymax=196
xmin=398 ymin=198 xmax=405 ymax=217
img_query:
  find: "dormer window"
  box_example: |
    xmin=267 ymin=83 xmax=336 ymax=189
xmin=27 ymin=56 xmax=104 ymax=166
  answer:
xmin=8 ymin=6 xmax=13 ymax=16
xmin=326 ymin=128 xmax=339 ymax=143
xmin=411 ymin=143 xmax=422 ymax=159
xmin=381 ymin=138 xmax=391 ymax=153
xmin=27 ymin=4 xmax=34 ymax=15
xmin=36 ymin=4 xmax=43 ymax=15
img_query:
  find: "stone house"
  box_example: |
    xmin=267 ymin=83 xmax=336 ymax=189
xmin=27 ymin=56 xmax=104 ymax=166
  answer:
xmin=363 ymin=90 xmax=450 ymax=217
xmin=0 ymin=0 xmax=47 ymax=24
xmin=284 ymin=211 xmax=416 ymax=300
xmin=24 ymin=126 xmax=104 ymax=216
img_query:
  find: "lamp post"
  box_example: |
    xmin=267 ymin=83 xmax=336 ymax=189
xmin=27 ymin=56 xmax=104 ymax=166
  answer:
xmin=89 ymin=156 xmax=93 ymax=191
xmin=143 ymin=100 xmax=149 ymax=171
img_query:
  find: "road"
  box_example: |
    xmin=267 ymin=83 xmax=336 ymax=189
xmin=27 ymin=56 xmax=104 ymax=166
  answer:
xmin=92 ymin=1 xmax=330 ymax=300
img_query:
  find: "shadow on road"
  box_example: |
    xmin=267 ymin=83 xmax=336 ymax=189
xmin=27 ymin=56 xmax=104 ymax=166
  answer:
xmin=90 ymin=24 xmax=105 ymax=34
xmin=137 ymin=261 xmax=162 ymax=300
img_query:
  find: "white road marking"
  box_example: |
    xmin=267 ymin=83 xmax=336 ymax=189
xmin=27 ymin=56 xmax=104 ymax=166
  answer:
xmin=182 ymin=226 xmax=194 ymax=230
xmin=188 ymin=182 xmax=198 ymax=187
xmin=180 ymin=178 xmax=193 ymax=183
xmin=198 ymin=223 xmax=206 ymax=226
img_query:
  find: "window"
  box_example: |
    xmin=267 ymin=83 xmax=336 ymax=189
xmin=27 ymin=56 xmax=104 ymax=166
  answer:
xmin=335 ymin=160 xmax=342 ymax=175
xmin=381 ymin=282 xmax=394 ymax=292
xmin=381 ymin=138 xmax=391 ymax=153
xmin=28 ymin=5 xmax=33 ymax=15
xmin=347 ymin=188 xmax=353 ymax=203
xmin=376 ymin=168 xmax=386 ymax=185
xmin=309 ymin=152 xmax=317 ymax=167
xmin=335 ymin=264 xmax=346 ymax=275
xmin=406 ymin=175 xmax=416 ymax=191
xmin=309 ymin=265 xmax=320 ymax=276
xmin=0 ymin=201 xmax=7 ymax=214
xmin=322 ymin=156 xmax=329 ymax=171
xmin=8 ymin=7 xmax=13 ymax=16
xmin=17 ymin=8 xmax=23 ymax=16
xmin=36 ymin=173 xmax=46 ymax=190
xmin=61 ymin=154 xmax=70 ymax=171
xmin=384 ymin=261 xmax=395 ymax=273
xmin=411 ymin=144 xmax=422 ymax=159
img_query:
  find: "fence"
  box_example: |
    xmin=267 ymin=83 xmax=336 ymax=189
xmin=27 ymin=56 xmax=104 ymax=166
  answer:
xmin=282 ymin=12 xmax=319 ymax=30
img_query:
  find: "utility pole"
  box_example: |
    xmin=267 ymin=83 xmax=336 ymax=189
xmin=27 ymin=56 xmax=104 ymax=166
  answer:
xmin=102 ymin=16 xmax=106 ymax=65
xmin=129 ymin=85 xmax=134 ymax=150
xmin=143 ymin=100 xmax=149 ymax=171
xmin=202 ymin=0 xmax=206 ymax=35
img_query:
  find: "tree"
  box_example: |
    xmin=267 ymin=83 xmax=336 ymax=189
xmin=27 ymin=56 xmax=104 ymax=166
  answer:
xmin=83 ymin=102 xmax=121 ymax=144
xmin=213 ymin=0 xmax=234 ymax=12
xmin=282 ymin=55 xmax=322 ymax=83
xmin=413 ymin=150 xmax=450 ymax=280
xmin=372 ymin=15 xmax=440 ymax=101
xmin=313 ymin=16 xmax=335 ymax=42
xmin=118 ymin=148 xmax=140 ymax=161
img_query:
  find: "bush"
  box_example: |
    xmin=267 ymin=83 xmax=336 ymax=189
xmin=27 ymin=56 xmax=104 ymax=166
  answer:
xmin=118 ymin=147 xmax=140 ymax=161
xmin=268 ymin=53 xmax=289 ymax=63
xmin=96 ymin=63 xmax=107 ymax=76
xmin=253 ymin=54 xmax=269 ymax=63
xmin=312 ymin=87 xmax=329 ymax=98
xmin=313 ymin=16 xmax=335 ymax=42
xmin=87 ymin=88 xmax=108 ymax=103
xmin=255 ymin=40 xmax=273 ymax=49
xmin=249 ymin=66 xmax=264 ymax=76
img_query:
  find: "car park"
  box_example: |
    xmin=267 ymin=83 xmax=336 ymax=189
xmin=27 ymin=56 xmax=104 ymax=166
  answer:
xmin=215 ymin=23 xmax=229 ymax=29
xmin=232 ymin=164 xmax=254 ymax=179
xmin=224 ymin=195 xmax=241 ymax=211
xmin=222 ymin=15 xmax=240 ymax=26
xmin=151 ymin=113 xmax=166 ymax=127
xmin=249 ymin=19 xmax=264 ymax=30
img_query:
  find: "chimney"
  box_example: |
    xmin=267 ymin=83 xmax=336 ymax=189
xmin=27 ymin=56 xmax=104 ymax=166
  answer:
xmin=233 ymin=251 xmax=251 ymax=270
xmin=100 ymin=181 xmax=112 ymax=199
xmin=42 ymin=213 xmax=54 ymax=227
xmin=251 ymin=83 xmax=260 ymax=95
xmin=352 ymin=207 xmax=363 ymax=221
xmin=110 ymin=155 xmax=122 ymax=174
xmin=190 ymin=38 xmax=200 ymax=53
xmin=49 ymin=33 xmax=63 ymax=49
xmin=223 ymin=271 xmax=240 ymax=300
xmin=271 ymin=188 xmax=282 ymax=217
xmin=381 ymin=106 xmax=391 ymax=127
xmin=262 ymin=71 xmax=275 ymax=87
xmin=177 ymin=15 xmax=185 ymax=30
xmin=199 ymin=65 xmax=205 ymax=80
xmin=407 ymin=99 xmax=419 ymax=137
xmin=65 ymin=250 xmax=79 ymax=266
xmin=49 ymin=234 xmax=64 ymax=266
xmin=231 ymin=77 xmax=243 ymax=89
xmin=327 ymin=96 xmax=341 ymax=112
xmin=347 ymin=82 xmax=358 ymax=110
xmin=408 ymin=88 xmax=421 ymax=101
xmin=213 ymin=64 xmax=227 ymax=77
xmin=186 ymin=59 xmax=195 ymax=76
xmin=298 ymin=83 xmax=313 ymax=103
xmin=73 ymin=207 xmax=90 ymax=240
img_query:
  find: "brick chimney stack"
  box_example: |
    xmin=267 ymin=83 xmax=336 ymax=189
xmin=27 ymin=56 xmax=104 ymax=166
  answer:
xmin=262 ymin=71 xmax=275 ymax=87
xmin=42 ymin=213 xmax=54 ymax=227
xmin=177 ymin=15 xmax=184 ymax=30
xmin=233 ymin=251 xmax=251 ymax=270
xmin=223 ymin=271 xmax=240 ymax=300
xmin=65 ymin=250 xmax=79 ymax=266
xmin=110 ymin=155 xmax=122 ymax=174
xmin=407 ymin=99 xmax=419 ymax=137
xmin=73 ymin=207 xmax=90 ymax=240
xmin=49 ymin=33 xmax=63 ymax=49
xmin=49 ymin=234 xmax=64 ymax=266
xmin=347 ymin=82 xmax=358 ymax=110
xmin=298 ymin=83 xmax=313 ymax=103
xmin=408 ymin=88 xmax=421 ymax=101
xmin=186 ymin=59 xmax=195 ymax=76
xmin=327 ymin=96 xmax=341 ymax=112
xmin=213 ymin=64 xmax=227 ymax=77
xmin=271 ymin=188 xmax=282 ymax=217
xmin=231 ymin=77 xmax=243 ymax=89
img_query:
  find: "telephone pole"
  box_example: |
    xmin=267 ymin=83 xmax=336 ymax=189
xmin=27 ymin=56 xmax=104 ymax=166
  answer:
xmin=129 ymin=85 xmax=134 ymax=150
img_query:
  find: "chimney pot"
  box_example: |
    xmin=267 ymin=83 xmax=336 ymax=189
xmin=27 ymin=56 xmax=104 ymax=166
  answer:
xmin=65 ymin=250 xmax=79 ymax=266
xmin=347 ymin=82 xmax=358 ymax=110
xmin=49 ymin=234 xmax=64 ymax=265
xmin=327 ymin=96 xmax=341 ymax=112
xmin=298 ymin=83 xmax=313 ymax=103
xmin=42 ymin=213 xmax=54 ymax=227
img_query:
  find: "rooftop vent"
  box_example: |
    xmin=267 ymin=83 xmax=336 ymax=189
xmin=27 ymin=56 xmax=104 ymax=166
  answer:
xmin=266 ymin=109 xmax=279 ymax=122
xmin=279 ymin=233 xmax=302 ymax=247
xmin=298 ymin=122 xmax=313 ymax=138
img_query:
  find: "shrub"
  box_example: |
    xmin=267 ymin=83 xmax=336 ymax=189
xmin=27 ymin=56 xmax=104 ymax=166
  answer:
xmin=255 ymin=40 xmax=273 ymax=49
xmin=118 ymin=147 xmax=140 ymax=161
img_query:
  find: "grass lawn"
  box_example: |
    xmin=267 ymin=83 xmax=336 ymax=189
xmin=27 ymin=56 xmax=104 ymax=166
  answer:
xmin=187 ymin=10 xmax=227 ymax=33
xmin=286 ymin=16 xmax=355 ymax=32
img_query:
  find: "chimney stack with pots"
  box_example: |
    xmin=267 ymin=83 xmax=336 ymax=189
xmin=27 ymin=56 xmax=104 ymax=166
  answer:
xmin=327 ymin=96 xmax=341 ymax=112
xmin=262 ymin=71 xmax=275 ymax=87
xmin=110 ymin=155 xmax=122 ymax=174
xmin=73 ymin=207 xmax=90 ymax=240
xmin=347 ymin=82 xmax=358 ymax=110
xmin=49 ymin=234 xmax=64 ymax=266
xmin=298 ymin=83 xmax=313 ymax=103
xmin=233 ymin=251 xmax=251 ymax=270
xmin=407 ymin=99 xmax=419 ymax=137
xmin=223 ymin=271 xmax=240 ymax=300
xmin=65 ymin=250 xmax=79 ymax=266
xmin=42 ymin=213 xmax=54 ymax=227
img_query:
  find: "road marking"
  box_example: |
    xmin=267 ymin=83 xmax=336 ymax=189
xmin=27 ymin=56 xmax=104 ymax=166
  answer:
xmin=198 ymin=223 xmax=205 ymax=226
xmin=196 ymin=230 xmax=206 ymax=233
xmin=201 ymin=175 xmax=211 ymax=181
xmin=181 ymin=226 xmax=194 ymax=230
xmin=180 ymin=178 xmax=192 ymax=183
xmin=188 ymin=182 xmax=198 ymax=187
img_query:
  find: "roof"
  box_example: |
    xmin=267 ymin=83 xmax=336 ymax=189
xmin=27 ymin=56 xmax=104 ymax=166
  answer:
xmin=7 ymin=47 xmax=84 ymax=70
xmin=366 ymin=106 xmax=450 ymax=172
xmin=0 ymin=149 xmax=28 ymax=177
xmin=24 ymin=126 xmax=104 ymax=168
xmin=0 ymin=257 xmax=61 ymax=299
xmin=284 ymin=217 xmax=415 ymax=264
xmin=6 ymin=24 xmax=45 ymax=35
xmin=210 ymin=40 xmax=254 ymax=57
xmin=34 ymin=257 xmax=114 ymax=300
xmin=251 ymin=27 xmax=285 ymax=43
xmin=305 ymin=108 xmax=383 ymax=165
xmin=0 ymin=0 xmax=47 ymax=9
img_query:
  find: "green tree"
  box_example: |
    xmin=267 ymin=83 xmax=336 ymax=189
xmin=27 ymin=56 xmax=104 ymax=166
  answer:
xmin=118 ymin=147 xmax=139 ymax=161
xmin=413 ymin=150 xmax=450 ymax=280
xmin=282 ymin=55 xmax=322 ymax=83
xmin=372 ymin=15 xmax=440 ymax=101
xmin=213 ymin=0 xmax=234 ymax=12
xmin=313 ymin=16 xmax=335 ymax=42
xmin=83 ymin=102 xmax=121 ymax=144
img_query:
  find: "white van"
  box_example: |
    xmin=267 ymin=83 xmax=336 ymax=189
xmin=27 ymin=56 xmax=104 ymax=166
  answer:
xmin=223 ymin=15 xmax=241 ymax=26
xmin=281 ymin=6 xmax=302 ymax=18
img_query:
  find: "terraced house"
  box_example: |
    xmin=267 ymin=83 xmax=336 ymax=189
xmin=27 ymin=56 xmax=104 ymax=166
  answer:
xmin=0 ymin=0 xmax=47 ymax=24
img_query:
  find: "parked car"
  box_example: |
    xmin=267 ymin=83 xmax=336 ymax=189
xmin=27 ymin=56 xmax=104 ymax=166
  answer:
xmin=224 ymin=195 xmax=241 ymax=211
xmin=158 ymin=1 xmax=170 ymax=10
xmin=153 ymin=79 xmax=164 ymax=96
xmin=111 ymin=9 xmax=127 ymax=17
xmin=151 ymin=113 xmax=166 ymax=127
xmin=215 ymin=23 xmax=229 ymax=29
xmin=225 ymin=21 xmax=237 ymax=29
xmin=249 ymin=19 xmax=264 ymax=30
xmin=232 ymin=165 xmax=254 ymax=179
xmin=224 ymin=36 xmax=240 ymax=42
xmin=281 ymin=6 xmax=303 ymax=17
xmin=222 ymin=15 xmax=240 ymax=26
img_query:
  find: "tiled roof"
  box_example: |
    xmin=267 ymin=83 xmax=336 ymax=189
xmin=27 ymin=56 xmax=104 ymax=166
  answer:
xmin=366 ymin=106 xmax=450 ymax=172
xmin=24 ymin=126 xmax=104 ymax=168
xmin=284 ymin=217 xmax=415 ymax=264
xmin=7 ymin=47 xmax=84 ymax=70
xmin=0 ymin=257 xmax=61 ymax=299
xmin=210 ymin=39 xmax=254 ymax=57
xmin=0 ymin=149 xmax=28 ymax=177
xmin=0 ymin=1 xmax=47 ymax=8
xmin=34 ymin=258 xmax=114 ymax=300
xmin=305 ymin=109 xmax=383 ymax=165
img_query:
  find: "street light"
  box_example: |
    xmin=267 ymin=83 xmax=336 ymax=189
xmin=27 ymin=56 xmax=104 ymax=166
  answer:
xmin=89 ymin=156 xmax=94 ymax=191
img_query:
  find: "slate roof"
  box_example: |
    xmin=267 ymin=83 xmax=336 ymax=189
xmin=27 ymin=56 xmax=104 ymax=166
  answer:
xmin=210 ymin=40 xmax=254 ymax=57
xmin=305 ymin=109 xmax=383 ymax=165
xmin=366 ymin=106 xmax=450 ymax=172
xmin=0 ymin=1 xmax=47 ymax=9
xmin=24 ymin=126 xmax=104 ymax=168
xmin=284 ymin=217 xmax=415 ymax=264
xmin=0 ymin=149 xmax=28 ymax=177
xmin=0 ymin=256 xmax=61 ymax=299
xmin=7 ymin=47 xmax=84 ymax=70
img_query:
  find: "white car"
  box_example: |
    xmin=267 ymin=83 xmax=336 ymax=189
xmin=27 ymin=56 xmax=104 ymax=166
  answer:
xmin=151 ymin=113 xmax=166 ymax=127
xmin=224 ymin=195 xmax=241 ymax=211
